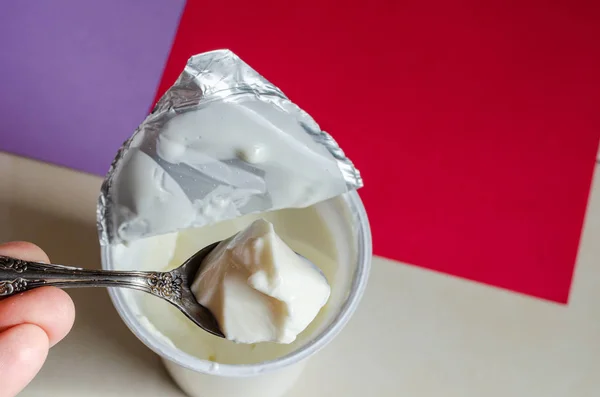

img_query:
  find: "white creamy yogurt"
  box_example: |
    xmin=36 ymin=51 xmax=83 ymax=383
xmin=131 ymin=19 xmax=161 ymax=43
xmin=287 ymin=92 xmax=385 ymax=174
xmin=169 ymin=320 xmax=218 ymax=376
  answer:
xmin=156 ymin=100 xmax=346 ymax=210
xmin=191 ymin=219 xmax=331 ymax=344
xmin=103 ymin=191 xmax=370 ymax=397
xmin=105 ymin=98 xmax=351 ymax=244
xmin=111 ymin=202 xmax=351 ymax=365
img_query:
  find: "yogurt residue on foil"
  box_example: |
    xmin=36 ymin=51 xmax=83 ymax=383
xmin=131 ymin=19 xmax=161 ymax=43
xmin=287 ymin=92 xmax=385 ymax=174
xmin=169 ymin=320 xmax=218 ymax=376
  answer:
xmin=97 ymin=49 xmax=363 ymax=245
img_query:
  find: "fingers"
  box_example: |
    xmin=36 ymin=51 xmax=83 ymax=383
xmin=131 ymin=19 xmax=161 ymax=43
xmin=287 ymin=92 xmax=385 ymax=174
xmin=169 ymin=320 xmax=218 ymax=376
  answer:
xmin=0 ymin=242 xmax=75 ymax=346
xmin=0 ymin=241 xmax=49 ymax=263
xmin=0 ymin=324 xmax=48 ymax=397
xmin=0 ymin=287 xmax=75 ymax=347
xmin=0 ymin=242 xmax=75 ymax=396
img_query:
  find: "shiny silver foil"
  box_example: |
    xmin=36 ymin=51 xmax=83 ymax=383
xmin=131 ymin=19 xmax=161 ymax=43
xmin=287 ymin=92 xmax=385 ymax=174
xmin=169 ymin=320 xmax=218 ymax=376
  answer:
xmin=97 ymin=49 xmax=363 ymax=245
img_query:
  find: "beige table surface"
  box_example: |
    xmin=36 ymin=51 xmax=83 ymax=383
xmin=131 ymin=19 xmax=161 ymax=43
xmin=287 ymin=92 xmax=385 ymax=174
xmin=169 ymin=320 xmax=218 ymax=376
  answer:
xmin=1 ymin=151 xmax=599 ymax=397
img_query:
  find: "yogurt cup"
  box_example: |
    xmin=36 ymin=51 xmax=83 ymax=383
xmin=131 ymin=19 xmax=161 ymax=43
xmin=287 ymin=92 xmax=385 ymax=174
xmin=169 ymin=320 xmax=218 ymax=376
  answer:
xmin=100 ymin=191 xmax=371 ymax=397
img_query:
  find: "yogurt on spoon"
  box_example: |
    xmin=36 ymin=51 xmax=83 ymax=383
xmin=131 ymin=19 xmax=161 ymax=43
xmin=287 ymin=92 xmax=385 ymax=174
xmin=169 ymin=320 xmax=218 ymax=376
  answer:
xmin=192 ymin=219 xmax=331 ymax=344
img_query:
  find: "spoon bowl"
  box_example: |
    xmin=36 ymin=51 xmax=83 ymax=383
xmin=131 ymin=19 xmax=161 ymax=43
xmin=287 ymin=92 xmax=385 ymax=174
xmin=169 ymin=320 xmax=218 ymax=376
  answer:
xmin=167 ymin=241 xmax=223 ymax=337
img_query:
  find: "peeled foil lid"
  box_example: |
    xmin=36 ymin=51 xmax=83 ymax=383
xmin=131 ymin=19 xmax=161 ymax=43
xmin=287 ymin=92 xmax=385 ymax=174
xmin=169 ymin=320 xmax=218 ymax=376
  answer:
xmin=97 ymin=49 xmax=363 ymax=246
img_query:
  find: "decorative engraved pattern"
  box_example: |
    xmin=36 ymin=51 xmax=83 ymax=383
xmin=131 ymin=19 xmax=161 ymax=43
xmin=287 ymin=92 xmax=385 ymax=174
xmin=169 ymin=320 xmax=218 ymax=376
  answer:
xmin=147 ymin=273 xmax=182 ymax=300
xmin=0 ymin=256 xmax=28 ymax=273
xmin=0 ymin=278 xmax=28 ymax=296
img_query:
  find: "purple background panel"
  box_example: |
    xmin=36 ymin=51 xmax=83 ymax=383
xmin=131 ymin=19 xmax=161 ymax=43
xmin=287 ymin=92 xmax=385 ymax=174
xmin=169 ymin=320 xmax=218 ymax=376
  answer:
xmin=0 ymin=0 xmax=185 ymax=176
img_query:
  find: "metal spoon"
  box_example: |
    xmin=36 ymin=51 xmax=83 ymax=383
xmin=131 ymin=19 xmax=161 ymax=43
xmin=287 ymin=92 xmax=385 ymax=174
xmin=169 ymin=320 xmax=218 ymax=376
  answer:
xmin=0 ymin=239 xmax=327 ymax=339
xmin=0 ymin=242 xmax=225 ymax=338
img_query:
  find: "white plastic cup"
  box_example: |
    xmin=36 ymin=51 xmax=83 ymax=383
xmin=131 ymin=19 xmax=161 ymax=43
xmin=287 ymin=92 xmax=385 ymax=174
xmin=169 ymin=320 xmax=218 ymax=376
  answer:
xmin=101 ymin=192 xmax=372 ymax=397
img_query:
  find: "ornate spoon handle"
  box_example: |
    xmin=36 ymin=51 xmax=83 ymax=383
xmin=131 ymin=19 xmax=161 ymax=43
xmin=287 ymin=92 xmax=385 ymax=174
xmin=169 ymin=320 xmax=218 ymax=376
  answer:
xmin=0 ymin=255 xmax=181 ymax=299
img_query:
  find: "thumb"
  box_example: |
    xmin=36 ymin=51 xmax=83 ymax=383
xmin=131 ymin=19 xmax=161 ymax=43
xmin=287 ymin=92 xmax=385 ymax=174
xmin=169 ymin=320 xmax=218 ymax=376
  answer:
xmin=0 ymin=323 xmax=49 ymax=397
xmin=0 ymin=242 xmax=73 ymax=397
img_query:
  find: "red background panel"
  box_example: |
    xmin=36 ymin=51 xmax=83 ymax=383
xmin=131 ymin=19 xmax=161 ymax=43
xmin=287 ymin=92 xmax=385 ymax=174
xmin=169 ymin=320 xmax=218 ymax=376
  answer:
xmin=156 ymin=0 xmax=600 ymax=303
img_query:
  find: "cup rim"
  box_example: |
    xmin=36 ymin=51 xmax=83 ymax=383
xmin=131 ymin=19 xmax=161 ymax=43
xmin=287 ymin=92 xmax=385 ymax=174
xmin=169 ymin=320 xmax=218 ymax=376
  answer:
xmin=102 ymin=191 xmax=372 ymax=377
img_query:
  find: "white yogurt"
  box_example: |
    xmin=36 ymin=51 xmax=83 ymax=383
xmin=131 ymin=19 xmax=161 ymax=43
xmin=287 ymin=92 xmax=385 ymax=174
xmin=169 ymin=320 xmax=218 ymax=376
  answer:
xmin=191 ymin=219 xmax=331 ymax=344
xmin=109 ymin=100 xmax=350 ymax=243
xmin=156 ymin=101 xmax=345 ymax=210
xmin=111 ymin=203 xmax=346 ymax=365
xmin=104 ymin=194 xmax=371 ymax=397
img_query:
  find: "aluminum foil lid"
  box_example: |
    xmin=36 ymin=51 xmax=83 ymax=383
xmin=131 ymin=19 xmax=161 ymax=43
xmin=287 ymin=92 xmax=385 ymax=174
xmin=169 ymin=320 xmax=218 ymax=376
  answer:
xmin=97 ymin=49 xmax=363 ymax=245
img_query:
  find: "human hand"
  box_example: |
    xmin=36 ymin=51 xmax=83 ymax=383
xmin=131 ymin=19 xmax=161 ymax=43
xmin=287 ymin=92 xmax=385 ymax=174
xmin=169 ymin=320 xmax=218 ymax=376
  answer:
xmin=0 ymin=242 xmax=75 ymax=397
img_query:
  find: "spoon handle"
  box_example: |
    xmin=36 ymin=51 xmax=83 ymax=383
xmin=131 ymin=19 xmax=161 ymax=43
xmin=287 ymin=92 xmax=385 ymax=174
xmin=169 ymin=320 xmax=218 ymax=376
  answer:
xmin=0 ymin=255 xmax=183 ymax=300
